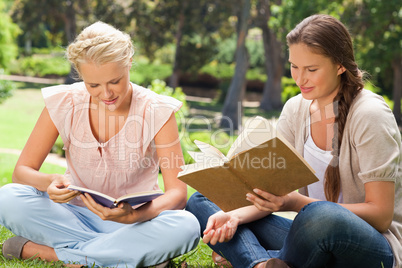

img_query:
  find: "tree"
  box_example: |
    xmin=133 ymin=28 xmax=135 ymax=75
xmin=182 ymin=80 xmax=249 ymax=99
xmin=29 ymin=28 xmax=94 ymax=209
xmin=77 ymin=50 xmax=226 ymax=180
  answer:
xmin=11 ymin=0 xmax=92 ymax=83
xmin=0 ymin=0 xmax=20 ymax=69
xmin=130 ymin=0 xmax=235 ymax=88
xmin=0 ymin=0 xmax=20 ymax=104
xmin=257 ymin=0 xmax=284 ymax=111
xmin=342 ymin=0 xmax=401 ymax=125
xmin=220 ymin=0 xmax=251 ymax=130
xmin=169 ymin=0 xmax=188 ymax=88
xmin=11 ymin=0 xmax=90 ymax=47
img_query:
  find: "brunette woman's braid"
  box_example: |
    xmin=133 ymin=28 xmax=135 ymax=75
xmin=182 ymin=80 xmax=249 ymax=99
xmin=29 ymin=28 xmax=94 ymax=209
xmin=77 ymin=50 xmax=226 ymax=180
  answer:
xmin=325 ymin=68 xmax=363 ymax=201
xmin=287 ymin=14 xmax=365 ymax=202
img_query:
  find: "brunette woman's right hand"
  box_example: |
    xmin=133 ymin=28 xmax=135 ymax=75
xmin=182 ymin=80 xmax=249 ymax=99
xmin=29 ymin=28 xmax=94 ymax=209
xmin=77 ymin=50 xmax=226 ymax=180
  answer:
xmin=47 ymin=174 xmax=79 ymax=203
xmin=203 ymin=211 xmax=240 ymax=245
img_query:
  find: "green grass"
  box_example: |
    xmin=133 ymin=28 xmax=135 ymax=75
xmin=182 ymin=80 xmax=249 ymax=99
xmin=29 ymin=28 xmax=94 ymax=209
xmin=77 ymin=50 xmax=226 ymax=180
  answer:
xmin=0 ymin=153 xmax=67 ymax=187
xmin=0 ymin=89 xmax=44 ymax=149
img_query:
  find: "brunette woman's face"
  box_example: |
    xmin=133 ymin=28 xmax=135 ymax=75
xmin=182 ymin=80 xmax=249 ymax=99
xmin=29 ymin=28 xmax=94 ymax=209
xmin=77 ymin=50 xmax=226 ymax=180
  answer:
xmin=289 ymin=43 xmax=345 ymax=105
xmin=80 ymin=61 xmax=132 ymax=112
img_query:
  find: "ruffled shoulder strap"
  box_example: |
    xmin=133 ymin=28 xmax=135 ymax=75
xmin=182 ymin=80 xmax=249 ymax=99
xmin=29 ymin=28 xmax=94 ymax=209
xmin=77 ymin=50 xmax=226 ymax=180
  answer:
xmin=130 ymin=84 xmax=182 ymax=154
xmin=41 ymin=82 xmax=88 ymax=149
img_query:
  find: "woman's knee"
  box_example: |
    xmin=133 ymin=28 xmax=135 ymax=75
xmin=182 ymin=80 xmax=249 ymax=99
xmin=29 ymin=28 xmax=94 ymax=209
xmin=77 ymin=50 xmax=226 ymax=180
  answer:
xmin=0 ymin=183 xmax=41 ymax=220
xmin=158 ymin=210 xmax=200 ymax=250
xmin=293 ymin=201 xmax=360 ymax=239
xmin=175 ymin=210 xmax=200 ymax=239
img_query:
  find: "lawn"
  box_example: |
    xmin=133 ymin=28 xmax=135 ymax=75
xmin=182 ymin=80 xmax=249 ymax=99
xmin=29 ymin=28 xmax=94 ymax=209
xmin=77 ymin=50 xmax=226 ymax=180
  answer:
xmin=0 ymin=88 xmax=216 ymax=267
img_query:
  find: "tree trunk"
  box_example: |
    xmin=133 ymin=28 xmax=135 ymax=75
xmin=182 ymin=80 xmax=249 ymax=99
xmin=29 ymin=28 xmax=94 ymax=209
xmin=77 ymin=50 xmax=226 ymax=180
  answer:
xmin=64 ymin=0 xmax=78 ymax=84
xmin=168 ymin=1 xmax=187 ymax=89
xmin=258 ymin=0 xmax=284 ymax=111
xmin=220 ymin=0 xmax=251 ymax=131
xmin=392 ymin=57 xmax=402 ymax=126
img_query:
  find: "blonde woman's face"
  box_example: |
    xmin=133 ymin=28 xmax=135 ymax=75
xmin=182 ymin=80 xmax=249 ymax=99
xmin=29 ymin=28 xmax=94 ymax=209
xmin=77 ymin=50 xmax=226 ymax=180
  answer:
xmin=289 ymin=43 xmax=345 ymax=105
xmin=80 ymin=61 xmax=132 ymax=112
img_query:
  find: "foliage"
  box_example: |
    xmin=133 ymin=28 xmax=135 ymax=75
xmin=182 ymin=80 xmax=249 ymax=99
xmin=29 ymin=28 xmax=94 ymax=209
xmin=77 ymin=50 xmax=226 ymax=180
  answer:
xmin=178 ymin=34 xmax=219 ymax=73
xmin=213 ymin=32 xmax=266 ymax=69
xmin=130 ymin=61 xmax=172 ymax=87
xmin=0 ymin=0 xmax=21 ymax=68
xmin=281 ymin=76 xmax=300 ymax=103
xmin=9 ymin=54 xmax=70 ymax=77
xmin=342 ymin=0 xmax=401 ymax=96
xmin=0 ymin=70 xmax=14 ymax=104
xmin=5 ymin=0 xmax=400 ymax=110
xmin=130 ymin=0 xmax=235 ymax=74
xmin=200 ymin=61 xmax=235 ymax=80
xmin=147 ymin=79 xmax=189 ymax=116
xmin=11 ymin=0 xmax=91 ymax=47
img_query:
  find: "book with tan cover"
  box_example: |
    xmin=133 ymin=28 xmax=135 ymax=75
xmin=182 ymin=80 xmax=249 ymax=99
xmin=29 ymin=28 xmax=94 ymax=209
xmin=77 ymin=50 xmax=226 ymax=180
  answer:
xmin=178 ymin=116 xmax=318 ymax=212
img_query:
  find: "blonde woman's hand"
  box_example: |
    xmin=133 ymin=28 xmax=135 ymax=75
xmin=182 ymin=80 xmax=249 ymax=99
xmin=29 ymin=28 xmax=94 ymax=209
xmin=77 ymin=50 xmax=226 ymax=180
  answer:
xmin=80 ymin=193 xmax=136 ymax=224
xmin=47 ymin=174 xmax=79 ymax=203
xmin=203 ymin=211 xmax=240 ymax=245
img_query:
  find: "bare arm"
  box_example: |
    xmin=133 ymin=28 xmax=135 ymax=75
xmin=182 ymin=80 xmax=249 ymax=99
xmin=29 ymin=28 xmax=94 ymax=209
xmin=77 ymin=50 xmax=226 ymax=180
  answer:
xmin=340 ymin=181 xmax=394 ymax=233
xmin=13 ymin=107 xmax=61 ymax=190
xmin=12 ymin=107 xmax=78 ymax=202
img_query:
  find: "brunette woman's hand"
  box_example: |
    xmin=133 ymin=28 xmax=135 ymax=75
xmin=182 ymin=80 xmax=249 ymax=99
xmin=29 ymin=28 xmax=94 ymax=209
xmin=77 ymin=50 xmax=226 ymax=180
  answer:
xmin=80 ymin=193 xmax=138 ymax=224
xmin=203 ymin=211 xmax=240 ymax=245
xmin=47 ymin=174 xmax=80 ymax=203
xmin=246 ymin=189 xmax=303 ymax=212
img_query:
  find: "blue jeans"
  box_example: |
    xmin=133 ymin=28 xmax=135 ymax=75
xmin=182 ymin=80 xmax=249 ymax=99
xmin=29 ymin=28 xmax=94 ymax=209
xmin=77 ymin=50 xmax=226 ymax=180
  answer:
xmin=186 ymin=192 xmax=394 ymax=268
xmin=0 ymin=183 xmax=200 ymax=267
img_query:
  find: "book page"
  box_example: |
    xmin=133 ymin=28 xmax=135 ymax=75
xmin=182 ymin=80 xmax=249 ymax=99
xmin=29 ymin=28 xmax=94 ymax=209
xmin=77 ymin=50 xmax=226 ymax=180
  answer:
xmin=67 ymin=185 xmax=116 ymax=207
xmin=116 ymin=190 xmax=163 ymax=206
xmin=179 ymin=158 xmax=225 ymax=176
xmin=68 ymin=185 xmax=164 ymax=208
xmin=194 ymin=140 xmax=229 ymax=162
xmin=227 ymin=116 xmax=276 ymax=159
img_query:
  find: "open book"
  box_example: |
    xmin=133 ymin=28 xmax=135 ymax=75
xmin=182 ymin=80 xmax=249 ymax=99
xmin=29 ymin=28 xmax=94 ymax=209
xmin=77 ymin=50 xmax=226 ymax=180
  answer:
xmin=178 ymin=116 xmax=318 ymax=212
xmin=68 ymin=185 xmax=164 ymax=208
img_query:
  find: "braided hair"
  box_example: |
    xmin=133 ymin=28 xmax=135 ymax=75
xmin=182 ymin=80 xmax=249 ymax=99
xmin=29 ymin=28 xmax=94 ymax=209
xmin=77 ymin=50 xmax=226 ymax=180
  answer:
xmin=66 ymin=22 xmax=134 ymax=78
xmin=286 ymin=14 xmax=365 ymax=202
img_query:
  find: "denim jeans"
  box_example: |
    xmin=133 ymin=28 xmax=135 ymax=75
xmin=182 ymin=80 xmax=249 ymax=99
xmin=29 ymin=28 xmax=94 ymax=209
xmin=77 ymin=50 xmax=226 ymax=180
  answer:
xmin=0 ymin=183 xmax=200 ymax=267
xmin=186 ymin=192 xmax=394 ymax=268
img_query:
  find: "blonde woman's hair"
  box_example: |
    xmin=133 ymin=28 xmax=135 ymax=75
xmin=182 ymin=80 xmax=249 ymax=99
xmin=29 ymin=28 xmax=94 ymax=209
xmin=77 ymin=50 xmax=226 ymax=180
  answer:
xmin=66 ymin=21 xmax=134 ymax=77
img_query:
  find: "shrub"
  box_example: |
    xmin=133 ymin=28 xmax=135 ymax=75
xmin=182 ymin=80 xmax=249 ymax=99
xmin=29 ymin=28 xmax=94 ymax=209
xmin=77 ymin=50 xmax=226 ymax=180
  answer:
xmin=9 ymin=54 xmax=70 ymax=77
xmin=130 ymin=62 xmax=172 ymax=87
xmin=147 ymin=79 xmax=189 ymax=116
xmin=281 ymin=76 xmax=299 ymax=103
xmin=0 ymin=70 xmax=14 ymax=104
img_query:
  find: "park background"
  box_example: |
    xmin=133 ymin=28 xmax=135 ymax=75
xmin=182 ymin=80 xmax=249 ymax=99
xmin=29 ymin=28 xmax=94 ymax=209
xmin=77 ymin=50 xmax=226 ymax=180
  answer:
xmin=0 ymin=0 xmax=401 ymax=267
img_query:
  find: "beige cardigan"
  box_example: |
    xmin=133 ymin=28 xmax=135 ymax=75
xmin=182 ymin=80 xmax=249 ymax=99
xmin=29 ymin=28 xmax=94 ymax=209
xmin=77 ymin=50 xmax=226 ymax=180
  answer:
xmin=276 ymin=89 xmax=402 ymax=267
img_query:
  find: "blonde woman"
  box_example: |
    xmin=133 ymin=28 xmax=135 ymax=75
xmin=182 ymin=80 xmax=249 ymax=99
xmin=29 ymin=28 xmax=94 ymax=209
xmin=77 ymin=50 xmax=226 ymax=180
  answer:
xmin=0 ymin=22 xmax=200 ymax=267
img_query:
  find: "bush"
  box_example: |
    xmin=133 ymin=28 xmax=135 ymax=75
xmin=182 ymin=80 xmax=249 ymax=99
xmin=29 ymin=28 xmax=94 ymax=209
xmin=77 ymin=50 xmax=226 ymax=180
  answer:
xmin=200 ymin=61 xmax=234 ymax=80
xmin=147 ymin=79 xmax=189 ymax=116
xmin=9 ymin=54 xmax=70 ymax=77
xmin=130 ymin=62 xmax=172 ymax=87
xmin=0 ymin=70 xmax=14 ymax=104
xmin=281 ymin=76 xmax=299 ymax=103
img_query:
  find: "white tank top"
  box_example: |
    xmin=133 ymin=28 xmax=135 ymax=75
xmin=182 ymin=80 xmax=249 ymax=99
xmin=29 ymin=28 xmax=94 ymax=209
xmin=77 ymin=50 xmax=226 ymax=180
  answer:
xmin=304 ymin=117 xmax=343 ymax=202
